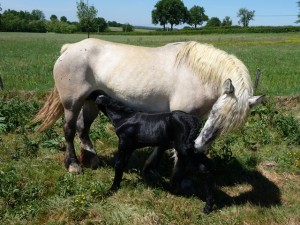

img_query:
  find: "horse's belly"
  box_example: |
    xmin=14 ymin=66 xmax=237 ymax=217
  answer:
xmin=94 ymin=61 xmax=175 ymax=112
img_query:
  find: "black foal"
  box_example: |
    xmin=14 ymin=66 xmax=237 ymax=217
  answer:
xmin=94 ymin=91 xmax=214 ymax=214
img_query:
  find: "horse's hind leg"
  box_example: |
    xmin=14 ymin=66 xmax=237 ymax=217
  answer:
xmin=77 ymin=100 xmax=100 ymax=169
xmin=64 ymin=108 xmax=82 ymax=174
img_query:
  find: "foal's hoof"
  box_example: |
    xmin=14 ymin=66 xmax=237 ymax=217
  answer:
xmin=203 ymin=203 xmax=214 ymax=214
xmin=81 ymin=150 xmax=100 ymax=169
xmin=142 ymin=169 xmax=161 ymax=181
xmin=180 ymin=179 xmax=197 ymax=196
xmin=68 ymin=163 xmax=83 ymax=174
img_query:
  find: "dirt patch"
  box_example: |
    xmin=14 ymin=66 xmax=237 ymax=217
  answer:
xmin=274 ymin=96 xmax=300 ymax=120
xmin=258 ymin=162 xmax=300 ymax=188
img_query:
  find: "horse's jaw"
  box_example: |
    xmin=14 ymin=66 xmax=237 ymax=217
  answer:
xmin=194 ymin=136 xmax=210 ymax=154
xmin=194 ymin=119 xmax=220 ymax=154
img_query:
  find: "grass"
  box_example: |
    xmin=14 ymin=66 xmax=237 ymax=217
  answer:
xmin=0 ymin=32 xmax=300 ymax=224
xmin=0 ymin=94 xmax=299 ymax=224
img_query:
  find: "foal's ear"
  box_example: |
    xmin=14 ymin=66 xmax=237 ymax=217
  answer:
xmin=249 ymin=95 xmax=265 ymax=108
xmin=222 ymin=79 xmax=235 ymax=95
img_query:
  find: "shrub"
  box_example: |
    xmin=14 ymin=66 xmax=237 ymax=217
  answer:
xmin=274 ymin=114 xmax=300 ymax=145
xmin=122 ymin=23 xmax=134 ymax=32
xmin=0 ymin=98 xmax=40 ymax=133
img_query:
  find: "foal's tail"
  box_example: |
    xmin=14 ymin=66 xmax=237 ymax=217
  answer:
xmin=31 ymin=87 xmax=64 ymax=132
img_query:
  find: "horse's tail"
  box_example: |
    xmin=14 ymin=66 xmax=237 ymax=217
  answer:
xmin=60 ymin=43 xmax=71 ymax=54
xmin=32 ymin=87 xmax=64 ymax=132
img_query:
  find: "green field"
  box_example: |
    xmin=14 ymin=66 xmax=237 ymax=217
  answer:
xmin=0 ymin=32 xmax=300 ymax=224
xmin=0 ymin=32 xmax=299 ymax=95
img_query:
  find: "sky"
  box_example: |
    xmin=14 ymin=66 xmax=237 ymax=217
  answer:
xmin=2 ymin=0 xmax=299 ymax=28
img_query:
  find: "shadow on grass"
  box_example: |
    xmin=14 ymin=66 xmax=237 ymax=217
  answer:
xmin=212 ymin=157 xmax=281 ymax=209
xmin=98 ymin=148 xmax=281 ymax=210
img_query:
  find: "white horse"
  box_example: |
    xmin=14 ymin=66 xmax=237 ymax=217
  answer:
xmin=33 ymin=38 xmax=264 ymax=174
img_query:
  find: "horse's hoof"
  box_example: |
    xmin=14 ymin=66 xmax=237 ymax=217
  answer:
xmin=81 ymin=149 xmax=100 ymax=169
xmin=68 ymin=163 xmax=83 ymax=174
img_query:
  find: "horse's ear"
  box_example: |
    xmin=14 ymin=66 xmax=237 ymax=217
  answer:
xmin=223 ymin=79 xmax=235 ymax=95
xmin=249 ymin=95 xmax=265 ymax=108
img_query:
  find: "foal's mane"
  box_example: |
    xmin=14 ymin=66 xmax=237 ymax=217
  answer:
xmin=175 ymin=41 xmax=254 ymax=134
xmin=100 ymin=94 xmax=135 ymax=113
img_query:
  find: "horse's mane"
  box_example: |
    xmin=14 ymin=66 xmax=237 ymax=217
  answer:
xmin=175 ymin=41 xmax=254 ymax=134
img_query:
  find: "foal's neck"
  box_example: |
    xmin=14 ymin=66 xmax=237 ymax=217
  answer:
xmin=104 ymin=105 xmax=134 ymax=127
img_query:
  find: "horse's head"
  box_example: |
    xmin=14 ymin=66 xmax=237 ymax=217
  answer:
xmin=194 ymin=79 xmax=264 ymax=154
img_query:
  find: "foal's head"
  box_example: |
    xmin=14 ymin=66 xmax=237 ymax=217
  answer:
xmin=95 ymin=94 xmax=110 ymax=115
xmin=194 ymin=79 xmax=264 ymax=154
xmin=95 ymin=93 xmax=135 ymax=119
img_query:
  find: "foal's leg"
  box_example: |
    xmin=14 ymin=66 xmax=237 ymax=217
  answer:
xmin=142 ymin=146 xmax=167 ymax=180
xmin=77 ymin=100 xmax=100 ymax=169
xmin=64 ymin=108 xmax=82 ymax=174
xmin=110 ymin=139 xmax=134 ymax=193
xmin=195 ymin=153 xmax=215 ymax=214
xmin=171 ymin=127 xmax=193 ymax=194
xmin=170 ymin=151 xmax=191 ymax=194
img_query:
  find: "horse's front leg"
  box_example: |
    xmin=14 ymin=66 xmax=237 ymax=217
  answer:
xmin=64 ymin=109 xmax=82 ymax=174
xmin=77 ymin=101 xmax=100 ymax=169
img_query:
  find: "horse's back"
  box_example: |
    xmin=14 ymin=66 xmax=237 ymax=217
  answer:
xmin=52 ymin=39 xmax=218 ymax=116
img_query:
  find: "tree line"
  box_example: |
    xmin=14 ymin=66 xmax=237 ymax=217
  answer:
xmin=152 ymin=0 xmax=257 ymax=30
xmin=1 ymin=0 xmax=299 ymax=34
xmin=0 ymin=1 xmax=133 ymax=33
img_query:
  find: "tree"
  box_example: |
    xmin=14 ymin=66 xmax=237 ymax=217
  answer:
xmin=152 ymin=0 xmax=189 ymax=31
xmin=31 ymin=9 xmax=45 ymax=20
xmin=108 ymin=21 xmax=122 ymax=27
xmin=76 ymin=0 xmax=98 ymax=37
xmin=0 ymin=3 xmax=2 ymax=28
xmin=60 ymin=16 xmax=67 ymax=23
xmin=206 ymin=17 xmax=221 ymax=27
xmin=296 ymin=1 xmax=300 ymax=23
xmin=50 ymin=14 xmax=58 ymax=22
xmin=237 ymin=8 xmax=255 ymax=27
xmin=188 ymin=5 xmax=208 ymax=28
xmin=152 ymin=1 xmax=167 ymax=30
xmin=94 ymin=17 xmax=107 ymax=32
xmin=0 ymin=9 xmax=46 ymax=32
xmin=222 ymin=16 xmax=232 ymax=27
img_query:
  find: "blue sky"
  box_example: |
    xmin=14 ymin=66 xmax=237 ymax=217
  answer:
xmin=2 ymin=0 xmax=299 ymax=27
